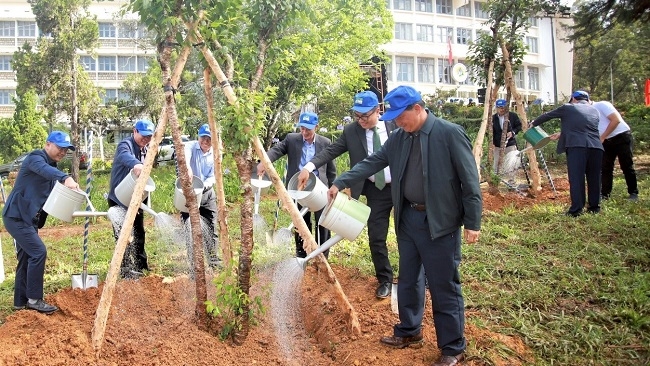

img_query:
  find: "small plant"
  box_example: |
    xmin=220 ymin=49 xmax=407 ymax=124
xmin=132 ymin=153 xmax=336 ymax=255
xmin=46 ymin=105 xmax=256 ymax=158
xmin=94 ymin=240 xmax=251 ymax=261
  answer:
xmin=205 ymin=264 xmax=265 ymax=341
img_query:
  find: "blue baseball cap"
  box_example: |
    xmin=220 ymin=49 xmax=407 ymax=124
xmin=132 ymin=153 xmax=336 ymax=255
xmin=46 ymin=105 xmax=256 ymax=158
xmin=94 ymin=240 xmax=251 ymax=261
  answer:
xmin=198 ymin=124 xmax=211 ymax=137
xmin=297 ymin=112 xmax=318 ymax=130
xmin=47 ymin=131 xmax=75 ymax=151
xmin=570 ymin=90 xmax=589 ymax=102
xmin=379 ymin=86 xmax=423 ymax=121
xmin=496 ymin=99 xmax=507 ymax=108
xmin=134 ymin=120 xmax=155 ymax=136
xmin=351 ymin=91 xmax=379 ymax=113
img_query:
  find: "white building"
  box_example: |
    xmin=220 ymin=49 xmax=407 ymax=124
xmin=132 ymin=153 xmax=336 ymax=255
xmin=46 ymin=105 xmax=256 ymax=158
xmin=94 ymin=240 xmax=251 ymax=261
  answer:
xmin=0 ymin=0 xmax=574 ymax=118
xmin=381 ymin=0 xmax=574 ymax=105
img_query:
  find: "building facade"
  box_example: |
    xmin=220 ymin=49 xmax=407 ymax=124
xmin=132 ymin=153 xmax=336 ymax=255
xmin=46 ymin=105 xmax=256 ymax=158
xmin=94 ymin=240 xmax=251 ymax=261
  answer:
xmin=0 ymin=0 xmax=573 ymax=118
xmin=382 ymin=0 xmax=574 ymax=105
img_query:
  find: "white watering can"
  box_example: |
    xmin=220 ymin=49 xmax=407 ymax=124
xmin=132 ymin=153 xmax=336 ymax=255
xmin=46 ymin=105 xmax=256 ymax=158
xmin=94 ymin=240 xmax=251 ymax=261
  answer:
xmin=43 ymin=182 xmax=108 ymax=222
xmin=296 ymin=192 xmax=371 ymax=270
xmin=115 ymin=169 xmax=159 ymax=216
xmin=173 ymin=176 xmax=203 ymax=213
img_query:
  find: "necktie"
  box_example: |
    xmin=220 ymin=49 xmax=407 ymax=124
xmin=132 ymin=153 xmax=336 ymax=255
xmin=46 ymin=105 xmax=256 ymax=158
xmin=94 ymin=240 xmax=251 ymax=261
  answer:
xmin=373 ymin=127 xmax=386 ymax=190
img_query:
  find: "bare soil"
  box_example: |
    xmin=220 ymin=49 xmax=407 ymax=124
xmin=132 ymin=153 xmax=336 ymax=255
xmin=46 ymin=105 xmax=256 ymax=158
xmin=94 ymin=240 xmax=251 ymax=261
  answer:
xmin=0 ymin=179 xmax=572 ymax=366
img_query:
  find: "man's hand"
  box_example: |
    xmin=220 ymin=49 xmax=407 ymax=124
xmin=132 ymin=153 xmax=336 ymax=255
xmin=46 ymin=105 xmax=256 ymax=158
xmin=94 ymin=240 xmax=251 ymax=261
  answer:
xmin=464 ymin=229 xmax=480 ymax=244
xmin=63 ymin=176 xmax=79 ymax=190
xmin=133 ymin=163 xmax=144 ymax=177
xmin=256 ymin=162 xmax=265 ymax=178
xmin=327 ymin=185 xmax=340 ymax=203
xmin=297 ymin=169 xmax=310 ymax=190
xmin=549 ymin=132 xmax=561 ymax=141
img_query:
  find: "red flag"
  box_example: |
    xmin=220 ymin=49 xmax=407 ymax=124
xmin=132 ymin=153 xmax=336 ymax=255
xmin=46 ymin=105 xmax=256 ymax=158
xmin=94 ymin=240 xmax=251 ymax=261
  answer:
xmin=447 ymin=37 xmax=453 ymax=65
xmin=645 ymin=79 xmax=650 ymax=106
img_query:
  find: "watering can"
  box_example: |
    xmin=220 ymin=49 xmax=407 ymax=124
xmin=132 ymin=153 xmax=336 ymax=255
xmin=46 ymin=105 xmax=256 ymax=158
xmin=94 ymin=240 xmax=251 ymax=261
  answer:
xmin=115 ymin=169 xmax=159 ymax=216
xmin=296 ymin=192 xmax=371 ymax=270
xmin=173 ymin=176 xmax=203 ymax=213
xmin=43 ymin=182 xmax=108 ymax=221
xmin=523 ymin=126 xmax=551 ymax=150
xmin=287 ymin=171 xmax=328 ymax=212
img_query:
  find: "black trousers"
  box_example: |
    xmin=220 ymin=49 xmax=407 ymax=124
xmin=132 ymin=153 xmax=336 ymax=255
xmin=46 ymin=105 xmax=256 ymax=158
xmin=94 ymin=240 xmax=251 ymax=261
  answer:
xmin=361 ymin=180 xmax=394 ymax=284
xmin=107 ymin=198 xmax=148 ymax=273
xmin=601 ymin=131 xmax=638 ymax=197
xmin=180 ymin=189 xmax=219 ymax=268
xmin=566 ymin=147 xmax=603 ymax=215
xmin=4 ymin=217 xmax=47 ymax=307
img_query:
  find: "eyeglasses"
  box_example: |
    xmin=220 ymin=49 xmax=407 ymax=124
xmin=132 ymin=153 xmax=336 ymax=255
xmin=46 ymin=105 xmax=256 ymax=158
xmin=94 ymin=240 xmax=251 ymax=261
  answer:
xmin=353 ymin=108 xmax=377 ymax=121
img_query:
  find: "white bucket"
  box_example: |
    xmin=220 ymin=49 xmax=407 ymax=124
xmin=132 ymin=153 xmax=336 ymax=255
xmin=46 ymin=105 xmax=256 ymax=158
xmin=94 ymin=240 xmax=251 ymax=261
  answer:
xmin=115 ymin=169 xmax=156 ymax=207
xmin=318 ymin=192 xmax=371 ymax=240
xmin=173 ymin=176 xmax=204 ymax=213
xmin=43 ymin=181 xmax=86 ymax=222
xmin=287 ymin=172 xmax=328 ymax=212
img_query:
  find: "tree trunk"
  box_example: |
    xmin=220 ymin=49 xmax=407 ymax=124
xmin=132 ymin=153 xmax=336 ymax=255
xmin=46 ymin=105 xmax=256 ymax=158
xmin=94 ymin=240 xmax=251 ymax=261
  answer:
xmin=499 ymin=39 xmax=542 ymax=193
xmin=203 ymin=68 xmax=232 ymax=267
xmin=472 ymin=59 xmax=495 ymax=181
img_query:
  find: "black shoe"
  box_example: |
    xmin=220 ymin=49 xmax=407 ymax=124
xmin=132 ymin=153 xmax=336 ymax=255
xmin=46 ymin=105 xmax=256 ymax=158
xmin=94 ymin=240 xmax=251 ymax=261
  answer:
xmin=565 ymin=210 xmax=582 ymax=217
xmin=13 ymin=305 xmax=25 ymax=311
xmin=376 ymin=282 xmax=392 ymax=299
xmin=25 ymin=299 xmax=58 ymax=314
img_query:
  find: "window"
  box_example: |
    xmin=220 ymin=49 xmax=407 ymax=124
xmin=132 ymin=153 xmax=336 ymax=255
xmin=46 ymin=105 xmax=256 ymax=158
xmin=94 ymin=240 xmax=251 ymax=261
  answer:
xmin=118 ymin=89 xmax=131 ymax=101
xmin=395 ymin=56 xmax=414 ymax=82
xmin=436 ymin=0 xmax=452 ymax=14
xmin=515 ymin=68 xmax=524 ymax=89
xmin=474 ymin=2 xmax=490 ymax=19
xmin=415 ymin=0 xmax=433 ymax=12
xmin=386 ymin=0 xmax=391 ymax=9
xmin=103 ymin=89 xmax=117 ymax=104
xmin=80 ymin=56 xmax=96 ymax=71
xmin=393 ymin=0 xmax=411 ymax=11
xmin=0 ymin=90 xmax=14 ymax=105
xmin=476 ymin=29 xmax=490 ymax=40
xmin=457 ymin=28 xmax=472 ymax=45
xmin=526 ymin=36 xmax=538 ymax=53
xmin=438 ymin=58 xmax=451 ymax=84
xmin=417 ymin=57 xmax=435 ymax=83
xmin=437 ymin=26 xmax=453 ymax=43
xmin=528 ymin=67 xmax=539 ymax=90
xmin=528 ymin=17 xmax=538 ymax=27
xmin=17 ymin=21 xmax=36 ymax=37
xmin=416 ymin=24 xmax=434 ymax=42
xmin=0 ymin=21 xmax=14 ymax=37
xmin=98 ymin=23 xmax=116 ymax=38
xmin=98 ymin=56 xmax=116 ymax=71
xmin=456 ymin=3 xmax=471 ymax=17
xmin=118 ymin=56 xmax=136 ymax=72
xmin=0 ymin=55 xmax=11 ymax=71
xmin=137 ymin=56 xmax=151 ymax=72
xmin=118 ymin=24 xmax=137 ymax=39
xmin=395 ymin=23 xmax=413 ymax=41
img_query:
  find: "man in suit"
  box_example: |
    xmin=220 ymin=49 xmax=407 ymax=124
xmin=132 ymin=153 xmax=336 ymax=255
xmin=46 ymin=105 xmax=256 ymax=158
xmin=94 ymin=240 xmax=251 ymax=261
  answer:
xmin=257 ymin=112 xmax=336 ymax=258
xmin=326 ymin=86 xmax=482 ymax=366
xmin=107 ymin=119 xmax=155 ymax=278
xmin=531 ymin=90 xmax=603 ymax=217
xmin=3 ymin=131 xmax=80 ymax=314
xmin=297 ymin=91 xmax=395 ymax=299
xmin=492 ymin=98 xmax=522 ymax=183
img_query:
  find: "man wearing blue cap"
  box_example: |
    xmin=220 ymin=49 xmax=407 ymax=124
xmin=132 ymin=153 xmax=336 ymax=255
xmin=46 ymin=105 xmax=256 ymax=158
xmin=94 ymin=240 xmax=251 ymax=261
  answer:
xmin=3 ymin=131 xmax=80 ymax=314
xmin=492 ymin=99 xmax=522 ymax=184
xmin=327 ymin=85 xmax=482 ymax=365
xmin=180 ymin=123 xmax=220 ymax=270
xmin=107 ymin=119 xmax=156 ymax=278
xmin=296 ymin=91 xmax=396 ymax=299
xmin=531 ymin=91 xmax=603 ymax=216
xmin=257 ymin=112 xmax=336 ymax=258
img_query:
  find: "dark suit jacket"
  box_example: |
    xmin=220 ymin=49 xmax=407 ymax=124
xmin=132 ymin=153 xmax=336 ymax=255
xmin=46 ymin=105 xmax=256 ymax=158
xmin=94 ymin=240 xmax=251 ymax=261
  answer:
xmin=492 ymin=111 xmax=522 ymax=148
xmin=266 ymin=133 xmax=336 ymax=187
xmin=2 ymin=149 xmax=69 ymax=225
xmin=108 ymin=136 xmax=147 ymax=207
xmin=531 ymin=101 xmax=603 ymax=154
xmin=308 ymin=121 xmax=396 ymax=199
xmin=333 ymin=111 xmax=482 ymax=239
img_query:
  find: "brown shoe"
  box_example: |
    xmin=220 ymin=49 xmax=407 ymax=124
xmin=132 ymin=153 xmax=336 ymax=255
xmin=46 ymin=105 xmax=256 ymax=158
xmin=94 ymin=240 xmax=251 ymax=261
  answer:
xmin=431 ymin=352 xmax=465 ymax=366
xmin=380 ymin=332 xmax=423 ymax=349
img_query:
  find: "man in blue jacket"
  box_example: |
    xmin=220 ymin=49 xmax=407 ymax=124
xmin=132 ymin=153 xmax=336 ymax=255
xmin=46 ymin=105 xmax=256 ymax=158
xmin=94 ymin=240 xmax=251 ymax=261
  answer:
xmin=2 ymin=131 xmax=79 ymax=314
xmin=327 ymin=86 xmax=481 ymax=366
xmin=107 ymin=119 xmax=155 ymax=278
